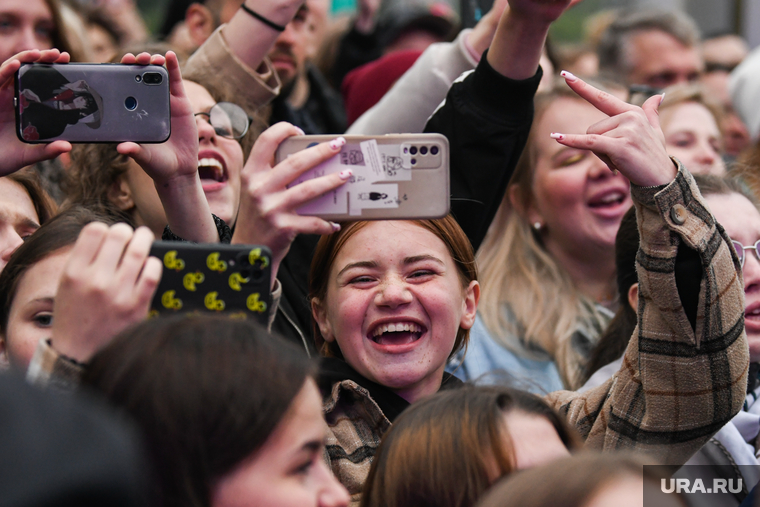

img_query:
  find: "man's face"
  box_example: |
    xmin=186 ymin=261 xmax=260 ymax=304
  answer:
xmin=268 ymin=0 xmax=328 ymax=87
xmin=625 ymin=29 xmax=703 ymax=89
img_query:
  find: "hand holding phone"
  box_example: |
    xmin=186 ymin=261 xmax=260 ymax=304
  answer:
xmin=232 ymin=122 xmax=351 ymax=280
xmin=115 ymin=51 xmax=196 ymax=187
xmin=275 ymin=133 xmax=450 ymax=220
xmin=52 ymin=222 xmax=162 ymax=364
xmin=115 ymin=51 xmax=217 ymax=244
xmin=0 ymin=49 xmax=72 ymax=177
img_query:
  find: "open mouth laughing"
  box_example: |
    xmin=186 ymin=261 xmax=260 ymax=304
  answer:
xmin=198 ymin=153 xmax=227 ymax=192
xmin=369 ymin=321 xmax=426 ymax=348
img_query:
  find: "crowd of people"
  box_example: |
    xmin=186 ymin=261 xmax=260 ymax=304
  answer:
xmin=2 ymin=0 xmax=760 ymax=506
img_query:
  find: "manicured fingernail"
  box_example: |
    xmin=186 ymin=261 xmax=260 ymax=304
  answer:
xmin=550 ymin=133 xmax=564 ymax=140
xmin=329 ymin=137 xmax=346 ymax=150
xmin=339 ymin=169 xmax=352 ymax=180
xmin=560 ymin=70 xmax=577 ymax=82
xmin=331 ymin=222 xmax=341 ymax=232
xmin=659 ymin=93 xmax=666 ymax=105
xmin=294 ymin=127 xmax=305 ymax=136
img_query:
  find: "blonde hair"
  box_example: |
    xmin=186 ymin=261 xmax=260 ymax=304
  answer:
xmin=477 ymin=85 xmax=610 ymax=389
xmin=641 ymin=82 xmax=724 ymax=136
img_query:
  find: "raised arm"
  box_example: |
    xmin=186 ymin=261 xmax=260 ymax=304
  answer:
xmin=232 ymin=123 xmax=351 ymax=287
xmin=420 ymin=0 xmax=581 ymax=251
xmin=184 ymin=0 xmax=305 ymax=113
xmin=347 ymin=0 xmax=510 ymax=135
xmin=117 ymin=51 xmax=218 ymax=244
xmin=0 ymin=50 xmax=72 ymax=177
xmin=544 ymin=75 xmax=748 ymax=467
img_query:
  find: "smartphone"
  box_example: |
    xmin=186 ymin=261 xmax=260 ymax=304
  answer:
xmin=149 ymin=242 xmax=272 ymax=327
xmin=275 ymin=134 xmax=450 ymax=220
xmin=15 ymin=63 xmax=170 ymax=144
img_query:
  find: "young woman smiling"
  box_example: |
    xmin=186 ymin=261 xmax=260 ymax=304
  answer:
xmin=307 ymin=74 xmax=749 ymax=501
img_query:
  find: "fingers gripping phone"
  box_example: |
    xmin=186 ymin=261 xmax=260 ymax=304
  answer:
xmin=275 ymin=134 xmax=450 ymax=220
xmin=149 ymin=242 xmax=272 ymax=327
xmin=15 ymin=63 xmax=170 ymax=143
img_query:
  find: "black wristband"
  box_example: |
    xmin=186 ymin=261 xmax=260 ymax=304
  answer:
xmin=240 ymin=4 xmax=286 ymax=32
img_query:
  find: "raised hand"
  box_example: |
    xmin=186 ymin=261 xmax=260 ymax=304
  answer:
xmin=551 ymin=71 xmax=676 ymax=187
xmin=117 ymin=51 xmax=217 ymax=243
xmin=232 ymin=122 xmax=351 ymax=285
xmin=507 ymin=0 xmax=583 ymax=24
xmin=117 ymin=51 xmax=198 ymax=186
xmin=51 ymin=222 xmax=162 ymax=363
xmin=0 ymin=49 xmax=72 ymax=177
xmin=488 ymin=0 xmax=582 ymax=79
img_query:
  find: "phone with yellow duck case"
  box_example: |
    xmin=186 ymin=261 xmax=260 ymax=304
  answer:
xmin=149 ymin=242 xmax=272 ymax=326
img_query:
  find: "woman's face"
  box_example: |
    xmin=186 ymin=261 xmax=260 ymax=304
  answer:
xmin=661 ymin=101 xmax=725 ymax=176
xmin=705 ymin=193 xmax=760 ymax=362
xmin=313 ymin=221 xmax=479 ymax=404
xmin=211 ymin=379 xmax=349 ymax=507
xmin=184 ymin=80 xmax=244 ymax=227
xmin=0 ymin=0 xmax=54 ymax=64
xmin=1 ymin=247 xmax=70 ymax=369
xmin=528 ymin=97 xmax=632 ymax=262
xmin=0 ymin=178 xmax=40 ymax=272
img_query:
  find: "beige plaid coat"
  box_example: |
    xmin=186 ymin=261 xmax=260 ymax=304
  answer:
xmin=322 ymin=164 xmax=749 ymax=503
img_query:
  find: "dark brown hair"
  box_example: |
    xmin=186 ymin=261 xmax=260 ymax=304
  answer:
xmin=475 ymin=452 xmax=679 ymax=507
xmin=0 ymin=206 xmax=118 ymax=334
xmin=7 ymin=169 xmax=57 ymax=225
xmin=308 ymin=216 xmax=478 ymax=358
xmin=360 ymin=386 xmax=580 ymax=507
xmin=64 ymin=143 xmax=136 ymax=225
xmin=82 ymin=316 xmax=315 ymax=507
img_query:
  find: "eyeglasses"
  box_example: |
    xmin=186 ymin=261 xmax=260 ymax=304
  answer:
xmin=731 ymin=240 xmax=760 ymax=267
xmin=194 ymin=102 xmax=251 ymax=139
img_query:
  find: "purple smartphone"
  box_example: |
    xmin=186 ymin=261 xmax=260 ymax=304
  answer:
xmin=15 ymin=63 xmax=170 ymax=143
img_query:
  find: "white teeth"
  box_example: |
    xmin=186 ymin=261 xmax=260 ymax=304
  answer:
xmin=198 ymin=157 xmax=223 ymax=169
xmin=599 ymin=192 xmax=623 ymax=204
xmin=198 ymin=158 xmax=224 ymax=181
xmin=371 ymin=322 xmax=421 ymax=337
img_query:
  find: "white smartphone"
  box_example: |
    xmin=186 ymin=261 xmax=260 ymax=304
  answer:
xmin=275 ymin=134 xmax=450 ymax=221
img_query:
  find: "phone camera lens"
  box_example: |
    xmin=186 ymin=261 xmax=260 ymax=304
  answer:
xmin=124 ymin=96 xmax=137 ymax=110
xmin=142 ymin=72 xmax=163 ymax=85
xmin=411 ymin=158 xmax=417 ymax=165
xmin=410 ymin=146 xmax=418 ymax=155
xmin=420 ymin=146 xmax=428 ymax=155
xmin=431 ymin=146 xmax=439 ymax=155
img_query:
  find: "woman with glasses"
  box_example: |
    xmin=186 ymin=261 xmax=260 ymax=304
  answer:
xmin=65 ymin=48 xmax=257 ymax=242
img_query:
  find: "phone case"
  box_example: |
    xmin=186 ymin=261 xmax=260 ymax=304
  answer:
xmin=275 ymin=134 xmax=450 ymax=220
xmin=15 ymin=63 xmax=170 ymax=143
xmin=149 ymin=242 xmax=272 ymax=327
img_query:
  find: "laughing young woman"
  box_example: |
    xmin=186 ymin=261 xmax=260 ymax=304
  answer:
xmin=307 ymin=75 xmax=748 ymax=502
